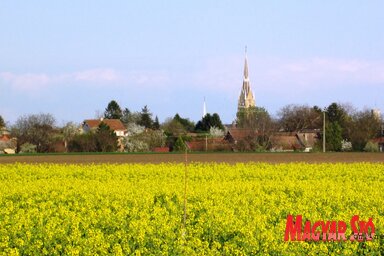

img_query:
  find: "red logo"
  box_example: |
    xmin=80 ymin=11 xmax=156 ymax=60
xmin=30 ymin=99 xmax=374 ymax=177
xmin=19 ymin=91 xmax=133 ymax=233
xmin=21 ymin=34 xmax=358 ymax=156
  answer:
xmin=284 ymin=215 xmax=375 ymax=242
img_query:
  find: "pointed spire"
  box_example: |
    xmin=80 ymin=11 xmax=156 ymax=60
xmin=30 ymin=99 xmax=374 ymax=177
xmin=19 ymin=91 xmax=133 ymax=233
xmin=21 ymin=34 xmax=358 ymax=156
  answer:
xmin=238 ymin=46 xmax=255 ymax=112
xmin=203 ymin=97 xmax=207 ymax=118
xmin=244 ymin=46 xmax=249 ymax=79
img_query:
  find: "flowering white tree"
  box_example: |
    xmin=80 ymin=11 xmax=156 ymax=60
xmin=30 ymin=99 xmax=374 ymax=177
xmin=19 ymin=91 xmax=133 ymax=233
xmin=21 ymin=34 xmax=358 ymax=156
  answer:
xmin=126 ymin=123 xmax=145 ymax=136
xmin=341 ymin=140 xmax=352 ymax=152
xmin=209 ymin=126 xmax=224 ymax=137
xmin=123 ymin=123 xmax=166 ymax=152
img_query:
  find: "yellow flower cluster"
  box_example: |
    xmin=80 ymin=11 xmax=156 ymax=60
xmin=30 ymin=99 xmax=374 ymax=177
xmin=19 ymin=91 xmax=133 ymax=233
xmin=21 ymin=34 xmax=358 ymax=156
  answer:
xmin=0 ymin=162 xmax=382 ymax=255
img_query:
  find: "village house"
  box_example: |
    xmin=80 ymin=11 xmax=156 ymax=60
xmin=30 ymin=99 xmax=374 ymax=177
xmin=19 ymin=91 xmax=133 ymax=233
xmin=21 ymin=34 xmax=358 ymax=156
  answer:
xmin=270 ymin=130 xmax=319 ymax=152
xmin=82 ymin=118 xmax=127 ymax=137
xmin=0 ymin=128 xmax=16 ymax=154
xmin=82 ymin=118 xmax=127 ymax=152
xmin=186 ymin=137 xmax=231 ymax=151
xmin=371 ymin=137 xmax=384 ymax=152
xmin=224 ymin=128 xmax=258 ymax=145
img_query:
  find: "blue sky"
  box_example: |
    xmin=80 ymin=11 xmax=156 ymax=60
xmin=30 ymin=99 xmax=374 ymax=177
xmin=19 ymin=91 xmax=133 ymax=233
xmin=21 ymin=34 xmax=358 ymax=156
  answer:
xmin=1 ymin=1 xmax=383 ymax=125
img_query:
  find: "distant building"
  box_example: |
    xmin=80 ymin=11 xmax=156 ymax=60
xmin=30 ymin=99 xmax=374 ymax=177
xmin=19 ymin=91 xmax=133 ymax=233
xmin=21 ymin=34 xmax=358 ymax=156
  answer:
xmin=372 ymin=109 xmax=381 ymax=120
xmin=0 ymin=128 xmax=16 ymax=154
xmin=371 ymin=137 xmax=384 ymax=152
xmin=82 ymin=118 xmax=127 ymax=137
xmin=237 ymin=48 xmax=256 ymax=112
xmin=270 ymin=130 xmax=319 ymax=152
xmin=224 ymin=128 xmax=258 ymax=145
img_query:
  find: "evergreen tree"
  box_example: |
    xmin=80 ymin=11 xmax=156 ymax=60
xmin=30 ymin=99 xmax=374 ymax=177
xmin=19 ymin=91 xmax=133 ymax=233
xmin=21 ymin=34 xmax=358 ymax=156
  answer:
xmin=104 ymin=100 xmax=123 ymax=120
xmin=153 ymin=116 xmax=160 ymax=130
xmin=325 ymin=122 xmax=342 ymax=151
xmin=195 ymin=113 xmax=224 ymax=132
xmin=327 ymin=103 xmax=347 ymax=123
xmin=173 ymin=136 xmax=187 ymax=152
xmin=0 ymin=115 xmax=4 ymax=128
xmin=161 ymin=118 xmax=186 ymax=137
xmin=323 ymin=103 xmax=351 ymax=151
xmin=96 ymin=122 xmax=118 ymax=152
xmin=173 ymin=114 xmax=195 ymax=132
xmin=121 ymin=108 xmax=141 ymax=126
xmin=139 ymin=105 xmax=153 ymax=129
xmin=121 ymin=108 xmax=131 ymax=126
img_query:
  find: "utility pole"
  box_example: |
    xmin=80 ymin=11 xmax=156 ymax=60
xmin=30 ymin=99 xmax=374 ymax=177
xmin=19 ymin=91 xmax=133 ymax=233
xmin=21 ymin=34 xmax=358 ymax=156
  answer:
xmin=323 ymin=110 xmax=326 ymax=153
xmin=182 ymin=146 xmax=188 ymax=240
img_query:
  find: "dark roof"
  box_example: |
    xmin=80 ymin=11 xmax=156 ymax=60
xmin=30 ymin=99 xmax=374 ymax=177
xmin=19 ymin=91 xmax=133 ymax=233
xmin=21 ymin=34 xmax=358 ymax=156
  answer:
xmin=270 ymin=133 xmax=303 ymax=150
xmin=296 ymin=132 xmax=318 ymax=148
xmin=225 ymin=128 xmax=259 ymax=142
xmin=84 ymin=119 xmax=126 ymax=131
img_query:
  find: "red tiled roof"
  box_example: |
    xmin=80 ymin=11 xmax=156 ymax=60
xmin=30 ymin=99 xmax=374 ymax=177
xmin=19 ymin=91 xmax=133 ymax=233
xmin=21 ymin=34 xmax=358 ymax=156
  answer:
xmin=0 ymin=134 xmax=10 ymax=142
xmin=372 ymin=137 xmax=384 ymax=143
xmin=84 ymin=119 xmax=126 ymax=131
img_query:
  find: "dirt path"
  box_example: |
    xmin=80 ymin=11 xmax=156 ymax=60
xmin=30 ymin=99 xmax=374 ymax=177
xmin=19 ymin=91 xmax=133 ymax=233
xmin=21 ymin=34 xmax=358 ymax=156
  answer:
xmin=0 ymin=152 xmax=383 ymax=164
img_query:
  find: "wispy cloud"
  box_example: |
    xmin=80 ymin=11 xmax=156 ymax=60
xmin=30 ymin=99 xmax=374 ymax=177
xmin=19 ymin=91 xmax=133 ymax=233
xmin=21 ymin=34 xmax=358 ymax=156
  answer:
xmin=266 ymin=57 xmax=384 ymax=87
xmin=0 ymin=72 xmax=51 ymax=90
xmin=1 ymin=68 xmax=122 ymax=92
xmin=74 ymin=68 xmax=120 ymax=82
xmin=126 ymin=70 xmax=170 ymax=86
xmin=0 ymin=68 xmax=173 ymax=94
xmin=2 ymin=58 xmax=383 ymax=96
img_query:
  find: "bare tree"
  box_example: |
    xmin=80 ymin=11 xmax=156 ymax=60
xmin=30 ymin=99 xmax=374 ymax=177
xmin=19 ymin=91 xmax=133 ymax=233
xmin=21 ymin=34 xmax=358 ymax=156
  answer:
xmin=349 ymin=109 xmax=382 ymax=150
xmin=12 ymin=113 xmax=57 ymax=153
xmin=236 ymin=106 xmax=276 ymax=150
xmin=277 ymin=104 xmax=322 ymax=132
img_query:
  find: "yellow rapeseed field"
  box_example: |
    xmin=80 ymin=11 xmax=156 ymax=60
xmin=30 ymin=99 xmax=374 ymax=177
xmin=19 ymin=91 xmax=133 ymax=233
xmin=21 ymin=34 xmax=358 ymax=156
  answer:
xmin=0 ymin=163 xmax=383 ymax=255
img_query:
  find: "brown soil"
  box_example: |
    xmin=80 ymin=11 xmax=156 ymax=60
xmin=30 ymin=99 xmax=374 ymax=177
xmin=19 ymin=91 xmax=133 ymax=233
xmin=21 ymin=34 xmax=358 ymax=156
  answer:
xmin=0 ymin=152 xmax=383 ymax=164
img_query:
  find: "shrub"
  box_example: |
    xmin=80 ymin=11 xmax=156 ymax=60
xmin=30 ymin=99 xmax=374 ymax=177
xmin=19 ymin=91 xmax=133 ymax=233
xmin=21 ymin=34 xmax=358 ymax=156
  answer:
xmin=364 ymin=141 xmax=379 ymax=152
xmin=20 ymin=143 xmax=37 ymax=153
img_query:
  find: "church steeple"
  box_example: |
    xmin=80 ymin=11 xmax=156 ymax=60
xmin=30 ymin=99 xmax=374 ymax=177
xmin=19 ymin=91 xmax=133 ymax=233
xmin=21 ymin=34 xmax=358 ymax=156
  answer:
xmin=238 ymin=47 xmax=255 ymax=112
xmin=203 ymin=97 xmax=207 ymax=118
xmin=244 ymin=46 xmax=249 ymax=80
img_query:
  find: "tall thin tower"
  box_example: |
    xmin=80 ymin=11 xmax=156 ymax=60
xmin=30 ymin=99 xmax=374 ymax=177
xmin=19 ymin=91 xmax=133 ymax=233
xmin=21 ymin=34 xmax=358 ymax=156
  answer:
xmin=203 ymin=97 xmax=207 ymax=118
xmin=237 ymin=46 xmax=256 ymax=112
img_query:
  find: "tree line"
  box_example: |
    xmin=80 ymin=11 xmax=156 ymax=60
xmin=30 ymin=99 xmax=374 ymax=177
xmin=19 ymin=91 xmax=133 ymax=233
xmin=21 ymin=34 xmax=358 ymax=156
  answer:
xmin=235 ymin=103 xmax=383 ymax=152
xmin=0 ymin=100 xmax=382 ymax=153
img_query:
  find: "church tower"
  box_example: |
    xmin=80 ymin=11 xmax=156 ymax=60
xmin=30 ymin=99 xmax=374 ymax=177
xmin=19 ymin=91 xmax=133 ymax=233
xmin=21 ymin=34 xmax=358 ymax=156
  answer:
xmin=237 ymin=47 xmax=256 ymax=112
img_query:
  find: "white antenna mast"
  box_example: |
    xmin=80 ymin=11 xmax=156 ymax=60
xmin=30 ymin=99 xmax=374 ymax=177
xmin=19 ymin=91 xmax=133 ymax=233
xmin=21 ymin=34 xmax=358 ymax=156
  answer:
xmin=203 ymin=97 xmax=207 ymax=118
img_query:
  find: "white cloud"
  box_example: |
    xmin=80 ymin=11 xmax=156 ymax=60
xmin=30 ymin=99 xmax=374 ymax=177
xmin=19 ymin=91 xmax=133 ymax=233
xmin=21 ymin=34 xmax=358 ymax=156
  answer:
xmin=271 ymin=58 xmax=384 ymax=87
xmin=126 ymin=70 xmax=170 ymax=86
xmin=1 ymin=58 xmax=383 ymax=97
xmin=74 ymin=68 xmax=120 ymax=82
xmin=0 ymin=68 xmax=172 ymax=93
xmin=0 ymin=72 xmax=50 ymax=90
